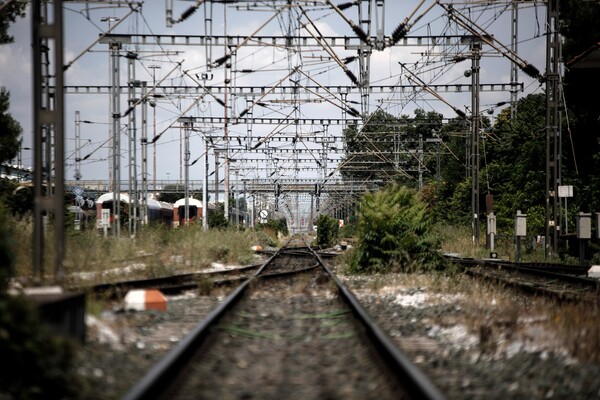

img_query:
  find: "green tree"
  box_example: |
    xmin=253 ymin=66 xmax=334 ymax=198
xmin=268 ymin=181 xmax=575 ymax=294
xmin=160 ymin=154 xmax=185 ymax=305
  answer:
xmin=158 ymin=184 xmax=202 ymax=204
xmin=315 ymin=214 xmax=338 ymax=247
xmin=0 ymin=88 xmax=22 ymax=165
xmin=340 ymin=109 xmax=444 ymax=186
xmin=0 ymin=0 xmax=26 ymax=44
xmin=340 ymin=109 xmax=401 ymax=183
xmin=0 ymin=3 xmax=26 ymax=166
xmin=482 ymin=94 xmax=547 ymax=233
xmin=208 ymin=202 xmax=228 ymax=228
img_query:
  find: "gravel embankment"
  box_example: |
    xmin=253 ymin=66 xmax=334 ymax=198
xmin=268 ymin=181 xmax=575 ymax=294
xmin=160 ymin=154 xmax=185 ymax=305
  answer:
xmin=77 ymin=263 xmax=600 ymax=399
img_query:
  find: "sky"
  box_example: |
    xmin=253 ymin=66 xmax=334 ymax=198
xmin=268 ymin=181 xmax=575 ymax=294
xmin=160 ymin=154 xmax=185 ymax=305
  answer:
xmin=0 ymin=1 xmax=548 ymax=207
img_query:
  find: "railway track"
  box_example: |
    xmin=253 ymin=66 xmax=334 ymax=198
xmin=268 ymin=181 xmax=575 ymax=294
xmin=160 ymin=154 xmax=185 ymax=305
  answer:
xmin=123 ymin=236 xmax=445 ymax=400
xmin=445 ymin=255 xmax=600 ymax=303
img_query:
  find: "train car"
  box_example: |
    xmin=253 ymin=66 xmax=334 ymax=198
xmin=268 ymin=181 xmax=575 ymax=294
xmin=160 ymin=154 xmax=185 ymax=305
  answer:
xmin=96 ymin=192 xmax=131 ymax=229
xmin=96 ymin=192 xmax=173 ymax=228
xmin=147 ymin=198 xmax=173 ymax=225
xmin=172 ymin=197 xmax=203 ymax=227
xmin=158 ymin=201 xmax=174 ymax=225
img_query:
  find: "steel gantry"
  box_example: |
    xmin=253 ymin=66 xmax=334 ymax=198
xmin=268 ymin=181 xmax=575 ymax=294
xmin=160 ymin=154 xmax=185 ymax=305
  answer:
xmin=32 ymin=0 xmax=65 ymax=281
xmin=30 ymin=0 xmax=551 ymax=262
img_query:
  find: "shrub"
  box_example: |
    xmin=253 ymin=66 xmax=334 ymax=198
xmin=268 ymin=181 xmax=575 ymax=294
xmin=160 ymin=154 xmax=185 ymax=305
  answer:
xmin=0 ymin=204 xmax=83 ymax=399
xmin=347 ymin=184 xmax=444 ymax=273
xmin=316 ymin=214 xmax=339 ymax=247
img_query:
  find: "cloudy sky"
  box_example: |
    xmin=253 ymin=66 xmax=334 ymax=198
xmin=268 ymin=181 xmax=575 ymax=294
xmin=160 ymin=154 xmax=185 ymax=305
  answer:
xmin=1 ymin=1 xmax=547 ymax=189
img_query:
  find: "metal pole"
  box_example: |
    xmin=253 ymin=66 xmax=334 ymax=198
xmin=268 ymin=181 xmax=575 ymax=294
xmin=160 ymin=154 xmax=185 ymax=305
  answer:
xmin=127 ymin=53 xmax=137 ymax=237
xmin=203 ymin=137 xmax=209 ymax=230
xmin=141 ymin=81 xmax=148 ymax=224
xmin=184 ymin=121 xmax=190 ymax=225
xmin=110 ymin=40 xmax=121 ymax=238
xmin=545 ymin=0 xmax=561 ymax=256
xmin=510 ymin=1 xmax=519 ymax=119
xmin=471 ymin=40 xmax=481 ymax=245
xmin=148 ymin=65 xmax=160 ymax=195
xmin=32 ymin=0 xmax=65 ymax=281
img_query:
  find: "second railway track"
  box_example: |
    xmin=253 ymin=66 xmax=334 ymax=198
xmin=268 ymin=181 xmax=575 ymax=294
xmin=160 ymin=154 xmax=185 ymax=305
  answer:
xmin=123 ymin=236 xmax=445 ymax=400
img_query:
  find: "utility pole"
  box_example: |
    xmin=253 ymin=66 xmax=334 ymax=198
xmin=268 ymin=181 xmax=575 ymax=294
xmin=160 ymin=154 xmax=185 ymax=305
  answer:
xmin=140 ymin=81 xmax=148 ymax=224
xmin=510 ymin=1 xmax=519 ymax=119
xmin=110 ymin=40 xmax=121 ymax=237
xmin=545 ymin=0 xmax=562 ymax=256
xmin=181 ymin=118 xmax=191 ymax=225
xmin=127 ymin=52 xmax=138 ymax=237
xmin=469 ymin=38 xmax=482 ymax=245
xmin=203 ymin=137 xmax=209 ymax=230
xmin=33 ymin=0 xmax=65 ymax=281
xmin=148 ymin=65 xmax=161 ymax=194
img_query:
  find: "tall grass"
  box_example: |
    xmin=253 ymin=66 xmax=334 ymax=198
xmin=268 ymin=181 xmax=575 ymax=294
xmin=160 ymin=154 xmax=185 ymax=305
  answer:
xmin=11 ymin=223 xmax=265 ymax=286
xmin=438 ymin=223 xmax=551 ymax=262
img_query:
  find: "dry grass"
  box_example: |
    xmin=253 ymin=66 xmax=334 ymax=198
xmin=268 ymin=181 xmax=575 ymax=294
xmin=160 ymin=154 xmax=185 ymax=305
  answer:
xmin=11 ymin=224 xmax=263 ymax=286
xmin=438 ymin=224 xmax=553 ymax=263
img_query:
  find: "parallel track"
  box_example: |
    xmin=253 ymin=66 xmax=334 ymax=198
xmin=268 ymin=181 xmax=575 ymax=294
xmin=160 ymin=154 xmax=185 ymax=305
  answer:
xmin=445 ymin=255 xmax=600 ymax=303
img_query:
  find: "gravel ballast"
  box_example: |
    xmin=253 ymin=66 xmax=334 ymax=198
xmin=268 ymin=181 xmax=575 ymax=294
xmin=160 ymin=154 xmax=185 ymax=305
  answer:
xmin=77 ymin=265 xmax=600 ymax=399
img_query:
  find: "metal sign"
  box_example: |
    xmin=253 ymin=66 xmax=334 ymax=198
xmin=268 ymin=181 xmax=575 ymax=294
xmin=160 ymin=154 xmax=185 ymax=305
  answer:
xmin=558 ymin=185 xmax=573 ymax=198
xmin=101 ymin=209 xmax=111 ymax=227
xmin=73 ymin=186 xmax=84 ymax=197
xmin=259 ymin=209 xmax=268 ymax=219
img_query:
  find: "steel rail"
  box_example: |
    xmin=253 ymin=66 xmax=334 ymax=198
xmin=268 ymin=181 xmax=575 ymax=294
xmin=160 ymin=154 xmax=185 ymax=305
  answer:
xmin=308 ymin=240 xmax=447 ymax=400
xmin=122 ymin=237 xmax=294 ymax=400
xmin=124 ymin=238 xmax=446 ymax=399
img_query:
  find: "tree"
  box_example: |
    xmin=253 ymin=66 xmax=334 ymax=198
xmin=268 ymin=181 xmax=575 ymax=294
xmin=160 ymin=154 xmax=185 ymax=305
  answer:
xmin=0 ymin=88 xmax=22 ymax=165
xmin=158 ymin=184 xmax=202 ymax=204
xmin=0 ymin=2 xmax=26 ymax=166
xmin=340 ymin=109 xmax=401 ymax=183
xmin=0 ymin=0 xmax=26 ymax=45
xmin=340 ymin=109 xmax=443 ymax=186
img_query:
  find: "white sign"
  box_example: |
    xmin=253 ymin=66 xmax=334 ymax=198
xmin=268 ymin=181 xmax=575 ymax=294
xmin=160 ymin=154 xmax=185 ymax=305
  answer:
xmin=259 ymin=209 xmax=268 ymax=219
xmin=101 ymin=209 xmax=111 ymax=227
xmin=558 ymin=185 xmax=573 ymax=198
xmin=73 ymin=186 xmax=84 ymax=196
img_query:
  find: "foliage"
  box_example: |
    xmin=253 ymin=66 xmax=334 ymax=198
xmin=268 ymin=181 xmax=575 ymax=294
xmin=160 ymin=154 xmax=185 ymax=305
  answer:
xmin=258 ymin=217 xmax=288 ymax=237
xmin=0 ymin=296 xmax=83 ymax=400
xmin=340 ymin=109 xmax=443 ymax=186
xmin=0 ymin=205 xmax=83 ymax=400
xmin=158 ymin=184 xmax=201 ymax=204
xmin=0 ymin=88 xmax=22 ymax=165
xmin=208 ymin=202 xmax=228 ymax=228
xmin=347 ymin=185 xmax=444 ymax=273
xmin=0 ymin=203 xmax=14 ymax=292
xmin=482 ymin=94 xmax=547 ymax=232
xmin=316 ymin=214 xmax=339 ymax=247
xmin=254 ymin=218 xmax=288 ymax=247
xmin=0 ymin=0 xmax=26 ymax=44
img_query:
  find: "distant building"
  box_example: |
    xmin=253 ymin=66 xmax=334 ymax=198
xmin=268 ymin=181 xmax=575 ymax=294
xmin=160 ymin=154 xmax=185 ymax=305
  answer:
xmin=0 ymin=163 xmax=32 ymax=181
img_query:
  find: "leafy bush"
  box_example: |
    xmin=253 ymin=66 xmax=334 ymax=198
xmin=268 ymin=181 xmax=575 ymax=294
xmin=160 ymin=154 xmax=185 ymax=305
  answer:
xmin=347 ymin=184 xmax=444 ymax=273
xmin=0 ymin=204 xmax=83 ymax=399
xmin=316 ymin=214 xmax=339 ymax=247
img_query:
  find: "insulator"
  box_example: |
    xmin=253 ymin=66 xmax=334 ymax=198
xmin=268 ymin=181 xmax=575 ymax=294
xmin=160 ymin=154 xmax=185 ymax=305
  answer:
xmin=180 ymin=6 xmax=197 ymax=22
xmin=390 ymin=22 xmax=408 ymax=45
xmin=521 ymin=63 xmax=541 ymax=80
xmin=351 ymin=25 xmax=370 ymax=45
xmin=347 ymin=107 xmax=361 ymax=118
xmin=455 ymin=109 xmax=467 ymax=119
xmin=212 ymin=54 xmax=231 ymax=68
xmin=337 ymin=2 xmax=357 ymax=11
xmin=344 ymin=69 xmax=360 ymax=86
